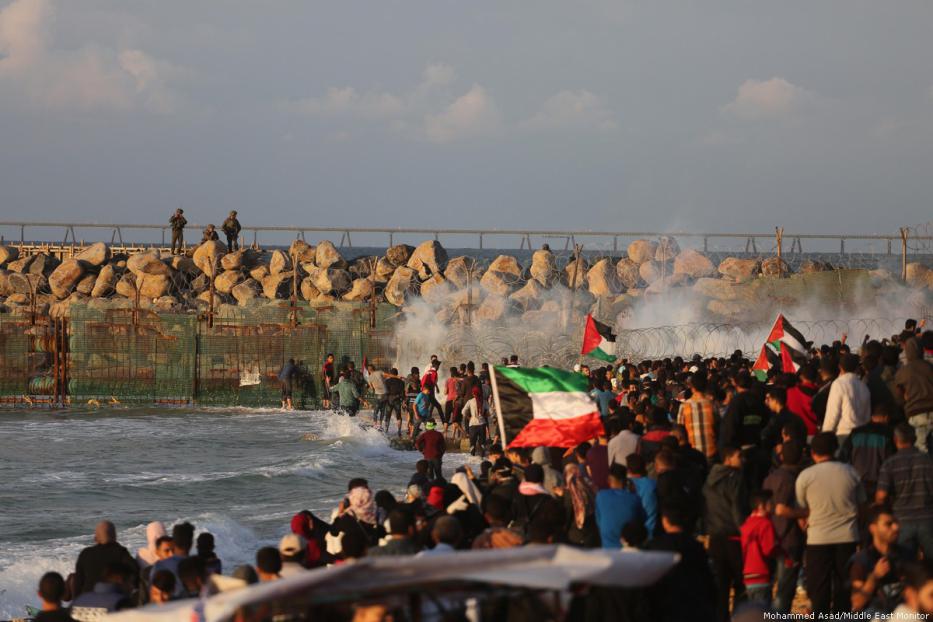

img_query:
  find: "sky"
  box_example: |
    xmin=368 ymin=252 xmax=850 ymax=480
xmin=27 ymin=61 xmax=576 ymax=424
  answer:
xmin=1 ymin=0 xmax=932 ymax=241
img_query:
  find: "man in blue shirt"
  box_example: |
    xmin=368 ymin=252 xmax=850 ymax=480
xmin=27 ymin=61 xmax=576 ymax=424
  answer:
xmin=413 ymin=386 xmax=434 ymax=436
xmin=595 ymin=463 xmax=645 ymax=548
xmin=625 ymin=453 xmax=658 ymax=535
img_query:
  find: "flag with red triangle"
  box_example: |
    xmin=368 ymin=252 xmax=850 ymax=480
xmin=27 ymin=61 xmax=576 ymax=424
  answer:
xmin=751 ymin=314 xmax=810 ymax=380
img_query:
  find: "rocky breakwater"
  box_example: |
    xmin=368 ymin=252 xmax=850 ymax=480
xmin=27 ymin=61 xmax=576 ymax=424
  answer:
xmin=0 ymin=237 xmax=930 ymax=324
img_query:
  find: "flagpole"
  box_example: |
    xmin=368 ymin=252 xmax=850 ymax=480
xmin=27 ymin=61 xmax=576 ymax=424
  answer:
xmin=488 ymin=363 xmax=508 ymax=447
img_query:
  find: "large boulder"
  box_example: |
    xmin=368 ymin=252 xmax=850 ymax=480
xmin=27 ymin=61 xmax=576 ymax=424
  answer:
xmin=718 ymin=257 xmax=760 ymax=283
xmin=615 ymin=258 xmax=641 ymax=289
xmin=231 ymin=279 xmax=261 ymax=306
xmin=627 ymin=240 xmax=657 ymax=264
xmin=315 ymin=240 xmax=346 ymax=269
xmin=444 ymin=256 xmax=476 ymax=289
xmin=673 ymin=249 xmax=715 ymax=278
xmin=152 ymin=296 xmax=181 ymax=312
xmin=221 ymin=250 xmax=246 ymax=271
xmin=385 ymin=266 xmax=418 ymax=306
xmin=564 ymin=258 xmax=589 ymax=288
xmin=192 ymin=240 xmax=226 ymax=277
xmin=638 ymin=260 xmax=666 ymax=285
xmin=586 ymin=259 xmax=621 ymax=297
xmin=115 ymin=273 xmax=137 ymax=298
xmin=693 ymin=277 xmax=742 ymax=301
xmin=138 ymin=274 xmax=171 ymax=299
xmin=74 ymin=242 xmax=110 ymax=267
xmin=799 ymin=260 xmax=831 ymax=274
xmin=349 ymin=257 xmax=378 ymax=280
xmin=26 ymin=254 xmax=58 ymax=276
xmin=509 ymin=279 xmax=545 ymax=311
xmin=48 ymin=259 xmax=86 ymax=299
xmin=170 ymin=255 xmax=199 ymax=275
xmin=407 ymin=240 xmax=448 ymax=279
xmin=655 ymin=237 xmax=680 ymax=262
xmin=385 ymin=244 xmax=414 ymax=267
xmin=529 ymin=249 xmax=557 ymax=287
xmin=310 ymin=268 xmax=352 ymax=294
xmin=92 ymin=264 xmax=118 ymax=298
xmin=269 ymin=250 xmax=291 ymax=275
xmin=300 ymin=277 xmax=320 ymax=301
xmin=127 ymin=251 xmax=172 ymax=277
xmin=476 ymin=295 xmax=508 ymax=322
xmin=249 ymin=265 xmax=270 ymax=282
xmin=0 ymin=245 xmax=18 ymax=266
xmin=289 ymin=239 xmax=316 ymax=263
xmin=488 ymin=255 xmax=522 ymax=278
xmin=761 ymin=257 xmax=791 ymax=277
xmin=8 ymin=272 xmax=46 ymax=295
xmin=342 ymin=278 xmax=375 ymax=302
xmin=214 ymin=270 xmax=243 ymax=294
xmin=262 ymin=273 xmax=292 ymax=300
xmin=420 ymin=274 xmax=451 ymax=303
xmin=480 ymin=269 xmax=516 ymax=297
xmin=6 ymin=256 xmax=33 ymax=273
xmin=905 ymin=263 xmax=931 ymax=288
xmin=373 ymin=257 xmax=396 ymax=283
xmin=707 ymin=299 xmax=758 ymax=319
xmin=0 ymin=269 xmax=10 ymax=296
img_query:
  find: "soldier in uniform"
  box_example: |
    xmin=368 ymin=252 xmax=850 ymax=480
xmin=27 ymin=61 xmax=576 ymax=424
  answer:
xmin=169 ymin=209 xmax=187 ymax=255
xmin=222 ymin=211 xmax=242 ymax=252
xmin=202 ymin=224 xmax=219 ymax=243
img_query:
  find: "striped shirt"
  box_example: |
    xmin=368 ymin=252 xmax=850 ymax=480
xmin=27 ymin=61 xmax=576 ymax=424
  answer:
xmin=677 ymin=398 xmax=718 ymax=459
xmin=877 ymin=447 xmax=933 ymax=523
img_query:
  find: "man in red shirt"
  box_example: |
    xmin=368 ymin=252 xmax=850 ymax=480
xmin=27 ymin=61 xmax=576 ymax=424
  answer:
xmin=415 ymin=421 xmax=446 ymax=481
xmin=786 ymin=368 xmax=819 ymax=437
xmin=421 ymin=361 xmax=444 ymax=420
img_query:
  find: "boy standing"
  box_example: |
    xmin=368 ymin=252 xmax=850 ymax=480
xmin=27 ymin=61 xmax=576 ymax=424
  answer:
xmin=740 ymin=490 xmax=779 ymax=606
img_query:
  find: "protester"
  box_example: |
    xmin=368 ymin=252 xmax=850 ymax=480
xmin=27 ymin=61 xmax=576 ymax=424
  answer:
xmin=34 ymin=572 xmax=75 ymax=622
xmin=369 ymin=509 xmax=422 ymax=556
xmin=148 ymin=570 xmax=175 ymax=605
xmin=150 ymin=522 xmax=194 ymax=595
xmin=739 ymin=490 xmax=778 ymax=606
xmin=823 ymin=353 xmax=872 ymax=443
xmin=70 ymin=564 xmax=133 ymax=619
xmin=278 ymin=534 xmax=307 ymax=577
xmin=896 ymin=336 xmax=933 ymax=452
xmin=594 ymin=464 xmax=645 ymax=549
xmin=73 ymin=521 xmax=138 ymax=597
xmin=875 ymin=422 xmax=933 ymax=559
xmin=559 ymin=462 xmax=599 ymax=547
xmin=195 ymin=532 xmax=222 ymax=576
xmin=278 ymin=358 xmax=297 ymax=410
xmin=135 ymin=521 xmax=166 ymax=571
xmin=839 ymin=402 xmax=895 ymax=497
xmin=330 ymin=372 xmax=361 ymax=416
xmin=761 ymin=440 xmax=805 ymax=613
xmin=255 ymin=547 xmax=282 ymax=582
xmin=415 ymin=421 xmax=445 ymax=480
xmin=849 ymin=505 xmax=912 ymax=614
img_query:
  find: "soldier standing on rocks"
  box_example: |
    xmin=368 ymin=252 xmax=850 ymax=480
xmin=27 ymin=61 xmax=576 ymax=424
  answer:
xmin=170 ymin=209 xmax=187 ymax=255
xmin=222 ymin=211 xmax=241 ymax=253
xmin=202 ymin=224 xmax=219 ymax=243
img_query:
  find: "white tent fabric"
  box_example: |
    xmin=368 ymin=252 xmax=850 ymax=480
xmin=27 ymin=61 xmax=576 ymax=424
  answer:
xmin=106 ymin=545 xmax=679 ymax=622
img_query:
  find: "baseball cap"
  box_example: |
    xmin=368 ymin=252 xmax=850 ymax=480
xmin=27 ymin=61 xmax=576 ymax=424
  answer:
xmin=425 ymin=421 xmax=436 ymax=430
xmin=279 ymin=533 xmax=306 ymax=556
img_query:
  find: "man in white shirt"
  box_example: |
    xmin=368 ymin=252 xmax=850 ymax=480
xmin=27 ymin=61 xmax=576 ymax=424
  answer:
xmin=822 ymin=354 xmax=871 ymax=444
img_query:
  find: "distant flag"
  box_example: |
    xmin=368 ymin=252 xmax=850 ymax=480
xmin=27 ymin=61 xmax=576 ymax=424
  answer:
xmin=581 ymin=314 xmax=617 ymax=363
xmin=490 ymin=365 xmax=604 ymax=448
xmin=751 ymin=314 xmax=810 ymax=380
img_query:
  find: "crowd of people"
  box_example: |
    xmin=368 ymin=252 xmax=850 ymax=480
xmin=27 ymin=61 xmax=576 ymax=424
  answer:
xmin=28 ymin=322 xmax=933 ymax=621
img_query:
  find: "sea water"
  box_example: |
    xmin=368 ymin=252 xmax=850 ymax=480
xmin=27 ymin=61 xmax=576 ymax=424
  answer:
xmin=0 ymin=407 xmax=438 ymax=619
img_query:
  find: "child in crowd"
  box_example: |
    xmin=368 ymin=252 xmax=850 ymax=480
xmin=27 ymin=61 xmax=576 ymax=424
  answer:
xmin=740 ymin=490 xmax=779 ymax=606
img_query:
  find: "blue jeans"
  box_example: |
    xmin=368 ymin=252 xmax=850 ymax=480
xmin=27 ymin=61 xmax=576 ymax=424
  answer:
xmin=772 ymin=555 xmax=801 ymax=614
xmin=745 ymin=585 xmax=771 ymax=606
xmin=899 ymin=520 xmax=933 ymax=560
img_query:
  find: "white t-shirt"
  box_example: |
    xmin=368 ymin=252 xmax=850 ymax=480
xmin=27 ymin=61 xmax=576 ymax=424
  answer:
xmin=369 ymin=370 xmax=386 ymax=395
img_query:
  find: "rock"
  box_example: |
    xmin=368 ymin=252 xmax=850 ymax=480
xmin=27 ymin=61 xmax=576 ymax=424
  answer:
xmin=693 ymin=277 xmax=742 ymax=301
xmin=115 ymin=273 xmax=137 ymax=298
xmin=138 ymin=274 xmax=171 ymax=299
xmin=127 ymin=251 xmax=172 ymax=277
xmin=6 ymin=256 xmax=33 ymax=273
xmin=262 ymin=273 xmax=293 ymax=300
xmin=48 ymin=259 xmax=86 ymax=299
xmin=905 ymin=263 xmax=931 ymax=288
xmin=170 ymin=255 xmax=198 ymax=274
xmin=343 ymin=278 xmax=375 ymax=302
xmin=385 ymin=266 xmax=418 ymax=306
xmin=8 ymin=272 xmax=45 ymax=295
xmin=152 ymin=296 xmax=180 ymax=312
xmin=761 ymin=257 xmax=791 ymax=277
xmin=638 ymin=260 xmax=667 ymax=285
xmin=0 ymin=245 xmax=18 ymax=266
xmin=707 ymin=299 xmax=757 ymax=319
xmin=564 ymin=258 xmax=589 ymax=288
xmin=509 ymin=279 xmax=544 ymax=311
xmin=627 ymin=240 xmax=658 ymax=264
xmin=74 ymin=242 xmax=110 ymax=267
xmin=529 ymin=249 xmax=557 ymax=287
xmin=249 ymin=265 xmax=269 ymax=282
xmin=315 ymin=240 xmax=346 ymax=269
xmin=0 ymin=270 xmax=10 ymax=296
xmin=586 ymin=258 xmax=621 ymax=297
xmin=221 ymin=250 xmax=246 ymax=271
xmin=407 ymin=240 xmax=448 ymax=279
xmin=673 ymin=249 xmax=715 ymax=278
xmin=300 ymin=277 xmax=320 ymax=301
xmin=718 ymin=257 xmax=760 ymax=283
xmin=349 ymin=257 xmax=378 ymax=280
xmin=449 ymin=287 xmax=484 ymax=316
xmin=480 ymin=269 xmax=516 ymax=297
xmin=92 ymin=265 xmax=117 ymax=298
xmin=655 ymin=236 xmax=680 ymax=262
xmin=420 ymin=274 xmax=451 ymax=303
xmin=289 ymin=239 xmax=316 ymax=263
xmin=50 ymin=293 xmax=89 ymax=319
xmin=25 ymin=254 xmax=58 ymax=276
xmin=799 ymin=260 xmax=831 ymax=273
xmin=615 ymin=258 xmax=641 ymax=289
xmin=444 ymin=256 xmax=477 ymax=289
xmin=214 ymin=270 xmax=243 ymax=294
xmin=488 ymin=255 xmax=522 ymax=277
xmin=310 ymin=268 xmax=352 ymax=294
xmin=269 ymin=250 xmax=291 ymax=275
xmin=7 ymin=293 xmax=28 ymax=305
xmin=192 ymin=240 xmax=226 ymax=277
xmin=75 ymin=273 xmax=97 ymax=297
xmin=476 ymin=295 xmax=508 ymax=322
xmin=645 ymin=274 xmax=689 ymax=295
xmin=232 ymin=279 xmax=262 ymax=306
xmin=385 ymin=244 xmax=414 ymax=267
xmin=374 ymin=257 xmax=396 ymax=283
xmin=189 ymin=273 xmax=210 ymax=294
xmin=197 ymin=289 xmax=232 ymax=306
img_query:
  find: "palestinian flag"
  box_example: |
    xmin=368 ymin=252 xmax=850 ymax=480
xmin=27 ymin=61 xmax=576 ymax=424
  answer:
xmin=491 ymin=366 xmax=604 ymax=448
xmin=751 ymin=314 xmax=809 ymax=380
xmin=581 ymin=314 xmax=617 ymax=363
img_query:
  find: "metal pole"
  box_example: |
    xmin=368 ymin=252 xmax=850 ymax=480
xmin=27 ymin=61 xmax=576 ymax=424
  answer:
xmin=776 ymin=227 xmax=784 ymax=278
xmin=567 ymin=244 xmax=582 ymax=330
xmin=208 ymin=258 xmax=216 ymax=328
xmin=900 ymin=227 xmax=909 ymax=282
xmin=290 ymin=249 xmax=298 ymax=328
xmin=488 ymin=363 xmax=508 ymax=447
xmin=466 ymin=260 xmax=474 ymax=327
xmin=369 ymin=257 xmax=377 ymax=330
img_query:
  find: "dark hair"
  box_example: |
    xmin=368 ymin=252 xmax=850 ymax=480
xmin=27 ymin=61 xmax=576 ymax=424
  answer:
xmin=810 ymin=432 xmax=838 ymax=457
xmin=196 ymin=532 xmax=215 ymax=556
xmin=573 ymin=442 xmax=591 ymax=459
xmin=347 ymin=478 xmax=368 ymax=491
xmin=256 ymin=547 xmax=282 ymax=574
xmin=482 ymin=493 xmax=511 ymax=523
xmin=720 ymin=445 xmax=741 ymax=461
xmin=523 ymin=463 xmax=544 ymax=484
xmin=432 ymin=516 xmax=462 ymax=547
xmin=625 ymin=453 xmax=647 ymax=476
xmin=621 ymin=520 xmax=648 ymax=548
xmin=660 ymin=503 xmax=688 ymax=529
xmin=608 ymin=463 xmax=627 ymax=483
xmin=781 ymin=440 xmax=803 ymax=466
xmin=178 ymin=556 xmax=206 ymax=586
xmin=689 ymin=373 xmax=708 ymax=394
xmin=865 ymin=504 xmax=895 ymax=526
xmin=901 ymin=560 xmax=933 ymax=591
xmin=749 ymin=490 xmax=773 ymax=509
xmin=171 ymin=522 xmax=195 ymax=552
xmin=38 ymin=572 xmax=66 ymax=603
xmin=341 ymin=526 xmax=368 ymax=559
xmin=416 ymin=459 xmax=429 ymax=474
xmin=375 ymin=490 xmax=397 ymax=513
xmin=840 ymin=353 xmax=860 ymax=373
xmin=765 ymin=386 xmax=787 ymax=406
xmin=654 ymin=449 xmax=676 ymax=470
xmin=150 ymin=569 xmax=176 ymax=594
xmin=894 ymin=422 xmax=917 ymax=443
xmin=387 ymin=508 xmax=414 ymax=535
xmin=155 ymin=535 xmax=173 ymax=549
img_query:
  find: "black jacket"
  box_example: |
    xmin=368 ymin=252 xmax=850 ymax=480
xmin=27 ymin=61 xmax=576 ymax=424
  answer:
xmin=720 ymin=391 xmax=767 ymax=449
xmin=702 ymin=464 xmax=748 ymax=537
xmin=645 ymin=532 xmax=717 ymax=622
xmin=74 ymin=542 xmax=138 ymax=596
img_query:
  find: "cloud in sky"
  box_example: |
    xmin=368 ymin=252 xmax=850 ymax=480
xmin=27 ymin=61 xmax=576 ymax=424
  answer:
xmin=0 ymin=0 xmax=186 ymax=113
xmin=424 ymin=84 xmax=501 ymax=143
xmin=721 ymin=77 xmax=814 ymax=121
xmin=521 ymin=89 xmax=617 ymax=131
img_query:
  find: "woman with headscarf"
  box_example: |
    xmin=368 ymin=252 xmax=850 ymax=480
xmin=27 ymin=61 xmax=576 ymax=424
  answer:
xmin=560 ymin=463 xmax=600 ymax=547
xmin=136 ymin=521 xmax=166 ymax=570
xmin=290 ymin=511 xmax=333 ymax=568
xmin=450 ymin=470 xmax=483 ymax=506
xmin=330 ymin=486 xmax=382 ymax=550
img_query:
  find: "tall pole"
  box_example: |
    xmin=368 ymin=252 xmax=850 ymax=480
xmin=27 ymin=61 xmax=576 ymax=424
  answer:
xmin=900 ymin=227 xmax=909 ymax=283
xmin=488 ymin=363 xmax=507 ymax=447
xmin=290 ymin=248 xmax=299 ymax=328
xmin=776 ymin=227 xmax=784 ymax=278
xmin=566 ymin=244 xmax=582 ymax=330
xmin=369 ymin=257 xmax=377 ymax=330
